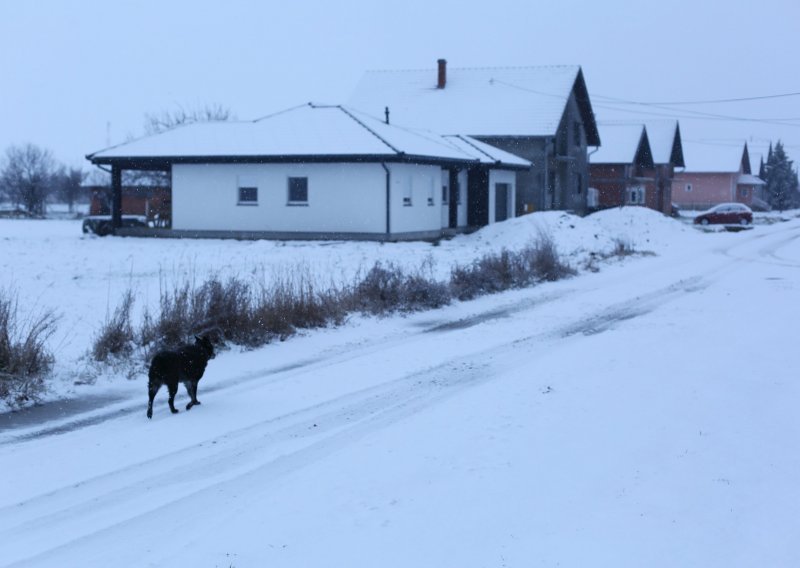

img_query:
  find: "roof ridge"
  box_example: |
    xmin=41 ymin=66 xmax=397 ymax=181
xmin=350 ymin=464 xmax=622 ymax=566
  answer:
xmin=363 ymin=64 xmax=580 ymax=74
xmin=446 ymin=135 xmax=497 ymax=162
xmin=252 ymin=103 xmax=314 ymax=123
xmin=336 ymin=106 xmax=402 ymax=155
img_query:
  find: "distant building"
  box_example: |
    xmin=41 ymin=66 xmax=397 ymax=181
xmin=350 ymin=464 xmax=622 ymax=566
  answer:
xmin=642 ymin=121 xmax=685 ymax=215
xmin=348 ymin=61 xmax=601 ymax=215
xmin=588 ymin=124 xmax=655 ymax=210
xmin=673 ymin=142 xmax=767 ymax=210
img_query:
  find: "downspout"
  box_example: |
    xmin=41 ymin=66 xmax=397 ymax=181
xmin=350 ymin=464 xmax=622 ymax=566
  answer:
xmin=381 ymin=163 xmax=391 ymax=238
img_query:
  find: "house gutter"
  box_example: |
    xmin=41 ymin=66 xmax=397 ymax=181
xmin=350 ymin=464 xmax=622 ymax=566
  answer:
xmin=381 ymin=162 xmax=391 ymax=237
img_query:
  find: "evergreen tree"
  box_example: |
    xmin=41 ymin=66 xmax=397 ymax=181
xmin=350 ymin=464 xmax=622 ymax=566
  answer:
xmin=764 ymin=141 xmax=796 ymax=212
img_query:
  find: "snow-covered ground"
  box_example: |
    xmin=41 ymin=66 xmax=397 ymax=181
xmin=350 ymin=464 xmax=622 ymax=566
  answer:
xmin=0 ymin=206 xmax=698 ymax=399
xmin=1 ymin=207 xmax=799 ymax=567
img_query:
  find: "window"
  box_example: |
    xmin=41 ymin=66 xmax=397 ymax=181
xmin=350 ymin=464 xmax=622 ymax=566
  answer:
xmin=573 ymin=121 xmax=582 ymax=147
xmin=627 ymin=186 xmax=645 ymax=205
xmin=288 ymin=177 xmax=308 ymax=204
xmin=237 ymin=176 xmax=258 ymax=205
xmin=685 ymin=183 xmax=693 ymax=192
xmin=576 ymin=173 xmax=583 ymax=194
xmin=442 ymin=185 xmax=448 ymax=204
xmin=740 ymin=187 xmax=749 ymax=197
xmin=403 ymin=177 xmax=413 ymax=206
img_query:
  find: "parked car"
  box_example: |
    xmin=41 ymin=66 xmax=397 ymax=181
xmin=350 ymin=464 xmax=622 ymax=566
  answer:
xmin=693 ymin=203 xmax=753 ymax=226
xmin=82 ymin=215 xmax=148 ymax=236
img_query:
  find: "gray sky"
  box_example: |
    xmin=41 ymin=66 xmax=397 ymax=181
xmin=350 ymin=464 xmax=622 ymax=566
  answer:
xmin=1 ymin=0 xmax=798 ymax=170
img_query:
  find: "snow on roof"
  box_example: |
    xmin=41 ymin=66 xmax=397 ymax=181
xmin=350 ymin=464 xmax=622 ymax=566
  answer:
xmin=440 ymin=135 xmax=530 ymax=167
xmin=644 ymin=120 xmax=683 ymax=166
xmin=87 ymin=104 xmax=530 ymax=168
xmin=591 ymin=124 xmax=647 ymax=164
xmin=682 ymin=141 xmax=749 ymax=173
xmin=738 ymin=173 xmax=765 ymax=185
xmin=348 ymin=65 xmax=593 ymax=140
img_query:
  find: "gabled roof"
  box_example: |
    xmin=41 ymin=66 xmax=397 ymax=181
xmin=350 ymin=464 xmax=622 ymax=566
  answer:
xmin=644 ymin=120 xmax=685 ymax=167
xmin=590 ymin=124 xmax=653 ymax=167
xmin=682 ymin=141 xmax=751 ymax=174
xmin=86 ymin=104 xmax=530 ymax=169
xmin=347 ymin=65 xmax=600 ymax=145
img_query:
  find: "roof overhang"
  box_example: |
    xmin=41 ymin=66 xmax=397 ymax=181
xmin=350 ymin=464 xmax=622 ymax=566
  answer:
xmin=85 ymin=153 xmax=530 ymax=171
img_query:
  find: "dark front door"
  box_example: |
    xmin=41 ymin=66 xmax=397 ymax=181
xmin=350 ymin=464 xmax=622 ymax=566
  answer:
xmin=448 ymin=169 xmax=459 ymax=228
xmin=467 ymin=169 xmax=489 ymax=227
xmin=495 ymin=183 xmax=510 ymax=222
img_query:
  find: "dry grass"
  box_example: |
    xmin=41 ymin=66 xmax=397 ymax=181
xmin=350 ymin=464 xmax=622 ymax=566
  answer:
xmin=0 ymin=289 xmax=58 ymax=405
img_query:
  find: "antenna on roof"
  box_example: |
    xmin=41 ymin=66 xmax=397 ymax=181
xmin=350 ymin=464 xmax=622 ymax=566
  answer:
xmin=384 ymin=107 xmax=390 ymax=125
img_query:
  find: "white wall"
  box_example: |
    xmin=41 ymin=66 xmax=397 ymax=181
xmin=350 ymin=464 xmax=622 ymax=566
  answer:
xmin=387 ymin=163 xmax=446 ymax=234
xmin=171 ymin=162 xmax=387 ymax=233
xmin=457 ymin=169 xmax=468 ymax=227
xmin=170 ymin=162 xmax=510 ymax=236
xmin=488 ymin=169 xmax=516 ymax=224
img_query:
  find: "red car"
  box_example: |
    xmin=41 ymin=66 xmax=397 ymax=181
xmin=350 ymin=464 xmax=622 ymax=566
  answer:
xmin=694 ymin=203 xmax=753 ymax=226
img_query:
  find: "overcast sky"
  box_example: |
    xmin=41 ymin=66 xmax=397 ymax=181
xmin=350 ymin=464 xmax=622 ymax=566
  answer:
xmin=1 ymin=0 xmax=798 ymax=170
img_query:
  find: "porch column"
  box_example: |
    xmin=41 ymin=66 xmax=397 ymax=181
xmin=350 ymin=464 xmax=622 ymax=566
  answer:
xmin=111 ymin=164 xmax=122 ymax=232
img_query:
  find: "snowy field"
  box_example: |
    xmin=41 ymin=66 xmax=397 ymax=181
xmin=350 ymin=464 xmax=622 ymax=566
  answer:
xmin=1 ymin=207 xmax=799 ymax=567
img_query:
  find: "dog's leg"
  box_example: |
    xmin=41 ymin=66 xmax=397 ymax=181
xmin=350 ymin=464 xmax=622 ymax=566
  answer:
xmin=167 ymin=382 xmax=179 ymax=414
xmin=185 ymin=381 xmax=200 ymax=411
xmin=147 ymin=381 xmax=160 ymax=419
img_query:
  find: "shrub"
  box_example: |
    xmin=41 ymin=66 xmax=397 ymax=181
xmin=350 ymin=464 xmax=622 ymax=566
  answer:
xmin=352 ymin=262 xmax=450 ymax=314
xmin=92 ymin=289 xmax=135 ymax=362
xmin=526 ymin=231 xmax=576 ymax=281
xmin=0 ymin=290 xmax=57 ymax=404
xmin=450 ymin=234 xmax=574 ymax=300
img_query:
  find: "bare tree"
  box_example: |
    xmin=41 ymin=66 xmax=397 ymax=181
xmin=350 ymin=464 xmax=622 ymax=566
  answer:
xmin=144 ymin=103 xmax=234 ymax=135
xmin=54 ymin=166 xmax=87 ymax=213
xmin=0 ymin=144 xmax=58 ymax=216
xmin=126 ymin=103 xmax=234 ymax=186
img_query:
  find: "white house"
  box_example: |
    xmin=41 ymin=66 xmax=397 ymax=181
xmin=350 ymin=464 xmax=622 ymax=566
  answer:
xmin=86 ymin=104 xmax=529 ymax=240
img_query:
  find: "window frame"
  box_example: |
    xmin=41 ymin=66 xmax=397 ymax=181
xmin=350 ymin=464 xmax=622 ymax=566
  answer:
xmin=237 ymin=177 xmax=259 ymax=206
xmin=287 ymin=176 xmax=309 ymax=206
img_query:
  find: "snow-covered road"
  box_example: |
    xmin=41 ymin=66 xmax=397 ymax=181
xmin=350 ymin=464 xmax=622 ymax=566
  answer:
xmin=2 ymin=218 xmax=799 ymax=567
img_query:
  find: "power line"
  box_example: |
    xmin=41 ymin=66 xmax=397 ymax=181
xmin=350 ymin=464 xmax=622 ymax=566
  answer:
xmin=613 ymin=91 xmax=800 ymax=105
xmin=591 ymin=95 xmax=800 ymax=128
xmin=492 ymin=79 xmax=800 ymax=128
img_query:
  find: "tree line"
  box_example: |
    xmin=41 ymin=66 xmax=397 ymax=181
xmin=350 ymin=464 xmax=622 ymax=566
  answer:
xmin=0 ymin=144 xmax=89 ymax=216
xmin=0 ymin=103 xmax=235 ymax=215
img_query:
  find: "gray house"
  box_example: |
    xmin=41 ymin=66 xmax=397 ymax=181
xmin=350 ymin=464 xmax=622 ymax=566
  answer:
xmin=348 ymin=60 xmax=600 ymax=215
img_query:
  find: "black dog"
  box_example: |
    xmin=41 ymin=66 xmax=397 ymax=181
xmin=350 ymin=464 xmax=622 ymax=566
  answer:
xmin=147 ymin=335 xmax=215 ymax=419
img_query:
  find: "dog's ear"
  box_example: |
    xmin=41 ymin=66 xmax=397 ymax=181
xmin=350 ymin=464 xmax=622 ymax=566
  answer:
xmin=194 ymin=335 xmax=202 ymax=343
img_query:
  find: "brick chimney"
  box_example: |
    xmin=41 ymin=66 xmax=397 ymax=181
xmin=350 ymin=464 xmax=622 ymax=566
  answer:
xmin=437 ymin=59 xmax=447 ymax=89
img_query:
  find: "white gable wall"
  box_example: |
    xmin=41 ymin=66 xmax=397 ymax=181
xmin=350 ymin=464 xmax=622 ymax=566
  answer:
xmin=172 ymin=162 xmax=388 ymax=234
